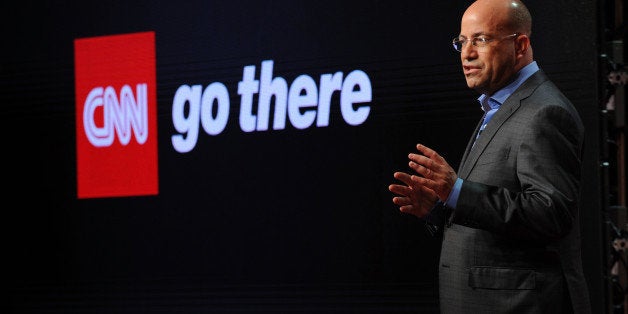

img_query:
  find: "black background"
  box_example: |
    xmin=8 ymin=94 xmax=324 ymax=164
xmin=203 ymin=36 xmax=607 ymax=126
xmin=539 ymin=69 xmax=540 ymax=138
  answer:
xmin=2 ymin=1 xmax=605 ymax=313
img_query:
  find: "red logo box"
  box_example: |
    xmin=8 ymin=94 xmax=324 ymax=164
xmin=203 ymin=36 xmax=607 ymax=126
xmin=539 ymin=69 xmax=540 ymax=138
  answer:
xmin=74 ymin=31 xmax=158 ymax=199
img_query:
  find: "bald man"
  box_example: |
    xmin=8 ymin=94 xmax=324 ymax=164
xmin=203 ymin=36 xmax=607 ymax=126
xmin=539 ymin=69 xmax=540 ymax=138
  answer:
xmin=389 ymin=0 xmax=592 ymax=313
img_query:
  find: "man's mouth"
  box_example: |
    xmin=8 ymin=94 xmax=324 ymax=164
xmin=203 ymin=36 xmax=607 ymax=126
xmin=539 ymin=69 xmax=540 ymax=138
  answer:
xmin=463 ymin=65 xmax=481 ymax=75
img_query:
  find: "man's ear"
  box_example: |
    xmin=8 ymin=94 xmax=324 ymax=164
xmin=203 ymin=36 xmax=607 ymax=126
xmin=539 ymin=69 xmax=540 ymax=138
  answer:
xmin=515 ymin=34 xmax=531 ymax=57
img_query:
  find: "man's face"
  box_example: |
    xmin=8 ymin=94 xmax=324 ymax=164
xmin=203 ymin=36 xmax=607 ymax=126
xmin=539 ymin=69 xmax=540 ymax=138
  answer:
xmin=459 ymin=10 xmax=518 ymax=95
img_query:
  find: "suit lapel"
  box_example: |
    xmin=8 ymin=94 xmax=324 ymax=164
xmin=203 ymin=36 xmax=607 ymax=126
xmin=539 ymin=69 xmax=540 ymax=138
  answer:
xmin=457 ymin=70 xmax=549 ymax=178
xmin=458 ymin=118 xmax=484 ymax=172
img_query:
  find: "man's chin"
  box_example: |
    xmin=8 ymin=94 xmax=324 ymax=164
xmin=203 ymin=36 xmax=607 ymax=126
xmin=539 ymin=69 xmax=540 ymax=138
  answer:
xmin=465 ymin=81 xmax=478 ymax=90
xmin=465 ymin=79 xmax=485 ymax=92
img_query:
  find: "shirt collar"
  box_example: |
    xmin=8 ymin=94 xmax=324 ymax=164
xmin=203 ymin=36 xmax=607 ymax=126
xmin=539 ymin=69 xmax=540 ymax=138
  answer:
xmin=477 ymin=61 xmax=540 ymax=112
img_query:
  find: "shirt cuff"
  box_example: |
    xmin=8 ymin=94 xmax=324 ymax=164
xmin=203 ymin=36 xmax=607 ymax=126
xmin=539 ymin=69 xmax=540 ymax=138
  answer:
xmin=444 ymin=178 xmax=463 ymax=209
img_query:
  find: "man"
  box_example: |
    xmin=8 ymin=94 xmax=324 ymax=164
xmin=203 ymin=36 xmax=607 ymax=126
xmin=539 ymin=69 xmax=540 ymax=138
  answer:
xmin=388 ymin=0 xmax=592 ymax=313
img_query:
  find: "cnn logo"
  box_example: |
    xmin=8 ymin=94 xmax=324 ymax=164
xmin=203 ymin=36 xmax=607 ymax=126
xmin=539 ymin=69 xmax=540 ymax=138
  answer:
xmin=83 ymin=84 xmax=148 ymax=147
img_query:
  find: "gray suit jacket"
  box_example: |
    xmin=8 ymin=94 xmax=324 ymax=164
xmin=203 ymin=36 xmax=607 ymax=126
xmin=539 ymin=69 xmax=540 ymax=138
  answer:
xmin=436 ymin=70 xmax=592 ymax=313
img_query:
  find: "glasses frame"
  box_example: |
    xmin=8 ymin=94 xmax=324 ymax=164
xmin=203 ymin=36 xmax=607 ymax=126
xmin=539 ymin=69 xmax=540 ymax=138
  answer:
xmin=452 ymin=33 xmax=519 ymax=52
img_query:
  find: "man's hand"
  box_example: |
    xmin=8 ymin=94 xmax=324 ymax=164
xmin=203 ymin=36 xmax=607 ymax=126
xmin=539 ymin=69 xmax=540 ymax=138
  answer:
xmin=408 ymin=143 xmax=458 ymax=201
xmin=389 ymin=171 xmax=438 ymax=218
xmin=389 ymin=143 xmax=457 ymax=218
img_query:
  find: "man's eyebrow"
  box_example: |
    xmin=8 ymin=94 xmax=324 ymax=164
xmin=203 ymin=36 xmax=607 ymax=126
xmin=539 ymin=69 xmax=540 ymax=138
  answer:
xmin=458 ymin=32 xmax=489 ymax=38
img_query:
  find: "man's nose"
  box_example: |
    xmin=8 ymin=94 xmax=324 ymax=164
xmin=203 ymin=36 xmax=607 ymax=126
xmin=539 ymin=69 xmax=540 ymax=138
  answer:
xmin=461 ymin=43 xmax=477 ymax=60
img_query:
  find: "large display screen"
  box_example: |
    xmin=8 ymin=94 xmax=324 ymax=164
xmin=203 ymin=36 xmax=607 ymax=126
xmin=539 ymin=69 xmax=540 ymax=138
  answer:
xmin=3 ymin=1 xmax=603 ymax=312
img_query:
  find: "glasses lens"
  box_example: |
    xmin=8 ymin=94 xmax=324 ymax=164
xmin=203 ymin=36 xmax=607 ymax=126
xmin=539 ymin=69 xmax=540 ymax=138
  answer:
xmin=452 ymin=39 xmax=463 ymax=52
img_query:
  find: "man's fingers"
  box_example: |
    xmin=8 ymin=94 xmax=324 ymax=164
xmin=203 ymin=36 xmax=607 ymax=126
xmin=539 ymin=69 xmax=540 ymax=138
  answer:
xmin=408 ymin=161 xmax=436 ymax=182
xmin=412 ymin=174 xmax=437 ymax=192
xmin=392 ymin=196 xmax=411 ymax=206
xmin=399 ymin=205 xmax=415 ymax=213
xmin=408 ymin=161 xmax=436 ymax=181
xmin=410 ymin=174 xmax=427 ymax=184
xmin=409 ymin=153 xmax=440 ymax=176
xmin=416 ymin=143 xmax=436 ymax=157
xmin=408 ymin=153 xmax=431 ymax=165
xmin=393 ymin=171 xmax=410 ymax=180
xmin=393 ymin=171 xmax=414 ymax=186
xmin=389 ymin=184 xmax=411 ymax=197
xmin=416 ymin=143 xmax=446 ymax=164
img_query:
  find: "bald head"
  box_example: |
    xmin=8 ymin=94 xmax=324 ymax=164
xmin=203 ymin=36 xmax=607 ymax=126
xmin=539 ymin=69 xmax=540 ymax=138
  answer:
xmin=465 ymin=0 xmax=532 ymax=36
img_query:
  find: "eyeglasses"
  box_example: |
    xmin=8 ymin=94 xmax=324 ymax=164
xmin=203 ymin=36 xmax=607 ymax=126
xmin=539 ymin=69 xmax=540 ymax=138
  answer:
xmin=452 ymin=33 xmax=518 ymax=52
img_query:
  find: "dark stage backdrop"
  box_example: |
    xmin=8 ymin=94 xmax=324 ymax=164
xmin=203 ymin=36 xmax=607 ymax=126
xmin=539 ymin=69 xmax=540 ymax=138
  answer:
xmin=2 ymin=1 xmax=604 ymax=313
